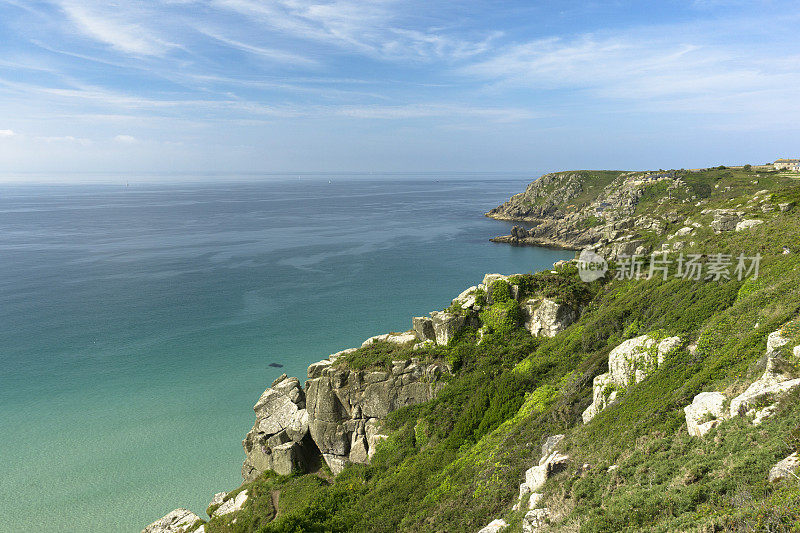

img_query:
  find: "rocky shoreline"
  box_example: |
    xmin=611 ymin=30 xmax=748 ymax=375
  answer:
xmin=142 ymin=271 xmax=580 ymax=533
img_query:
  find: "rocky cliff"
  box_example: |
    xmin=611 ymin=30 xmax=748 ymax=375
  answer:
xmin=142 ymin=166 xmax=800 ymax=533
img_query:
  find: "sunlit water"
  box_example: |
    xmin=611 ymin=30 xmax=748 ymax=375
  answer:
xmin=0 ymin=175 xmax=571 ymax=532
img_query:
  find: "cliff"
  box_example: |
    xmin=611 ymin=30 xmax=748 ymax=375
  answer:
xmin=143 ymin=166 xmax=800 ymax=533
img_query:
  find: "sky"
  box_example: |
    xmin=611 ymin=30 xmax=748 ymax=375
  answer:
xmin=0 ymin=0 xmax=798 ymax=177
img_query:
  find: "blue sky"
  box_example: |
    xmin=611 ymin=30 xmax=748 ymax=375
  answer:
xmin=0 ymin=0 xmax=798 ymax=177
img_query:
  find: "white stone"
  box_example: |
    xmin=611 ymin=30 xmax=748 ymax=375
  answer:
xmin=769 ymin=452 xmax=799 ymax=483
xmin=735 ymin=219 xmax=764 ymax=232
xmin=522 ymin=508 xmax=550 ymax=533
xmin=477 ymin=518 xmax=508 ymax=533
xmin=453 ymin=286 xmax=478 ymax=309
xmin=684 ymin=392 xmax=726 ymax=437
xmin=213 ymin=490 xmax=248 ymax=517
xmin=584 ymin=335 xmax=680 ymax=423
xmin=209 ymin=492 xmax=227 ymax=508
xmin=730 ymin=376 xmax=800 ymax=418
xmin=528 ymin=492 xmax=544 ymax=509
xmin=362 ymin=331 xmax=417 ymax=347
xmin=524 ymin=298 xmax=576 ymax=338
xmin=142 ymin=509 xmax=202 ymax=533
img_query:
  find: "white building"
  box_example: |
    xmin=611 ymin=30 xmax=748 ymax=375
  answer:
xmin=774 ymin=158 xmax=800 ymax=171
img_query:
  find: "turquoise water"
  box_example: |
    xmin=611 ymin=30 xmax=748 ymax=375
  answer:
xmin=0 ymin=176 xmax=571 ymax=532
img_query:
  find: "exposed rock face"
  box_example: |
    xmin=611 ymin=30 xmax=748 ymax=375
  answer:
xmin=429 ymin=311 xmax=466 ymax=345
xmin=729 ymin=326 xmax=800 ymax=421
xmin=141 ymin=509 xmax=201 ymax=533
xmin=583 ymin=334 xmax=681 ymax=423
xmin=242 ymin=375 xmax=317 ymax=481
xmin=540 ymin=434 xmax=565 ymax=458
xmin=710 ymin=210 xmax=742 ymax=233
xmin=735 ymin=219 xmax=764 ymax=232
xmin=477 ymin=518 xmax=508 ymax=533
xmin=362 ymin=331 xmax=417 ymax=347
xmin=684 ymin=392 xmax=726 ymax=437
xmin=413 ymin=312 xmax=467 ymax=345
xmin=453 ymin=286 xmax=479 ymax=309
xmin=522 ymin=509 xmax=550 ymax=533
xmin=305 ymin=358 xmax=448 ymax=474
xmin=523 ymin=299 xmax=576 ymax=337
xmin=769 ymin=452 xmax=799 ymax=483
xmin=212 ymin=491 xmax=248 ymax=517
xmin=486 ymin=171 xmax=685 ymax=256
xmin=516 ymin=445 xmax=570 ymax=509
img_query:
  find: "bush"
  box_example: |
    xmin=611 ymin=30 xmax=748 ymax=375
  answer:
xmin=480 ymin=300 xmax=523 ymax=335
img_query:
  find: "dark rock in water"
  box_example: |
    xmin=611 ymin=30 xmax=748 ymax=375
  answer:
xmin=269 ymin=362 xmax=284 ymax=368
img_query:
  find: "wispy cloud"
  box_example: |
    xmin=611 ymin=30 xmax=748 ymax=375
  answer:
xmin=0 ymin=129 xmax=17 ymax=137
xmin=52 ymin=0 xmax=178 ymax=56
xmin=195 ymin=28 xmax=318 ymax=66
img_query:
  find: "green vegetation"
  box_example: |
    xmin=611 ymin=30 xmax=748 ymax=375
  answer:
xmin=199 ymin=167 xmax=800 ymax=533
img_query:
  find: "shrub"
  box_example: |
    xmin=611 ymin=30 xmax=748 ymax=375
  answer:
xmin=480 ymin=300 xmax=523 ymax=335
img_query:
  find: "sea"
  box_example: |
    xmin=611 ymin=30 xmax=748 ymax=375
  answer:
xmin=0 ymin=174 xmax=572 ymax=532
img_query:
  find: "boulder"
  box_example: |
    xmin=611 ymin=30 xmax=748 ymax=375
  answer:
xmin=212 ymin=490 xmax=248 ymax=517
xmin=477 ymin=519 xmax=508 ymax=533
xmin=769 ymin=452 xmax=799 ymax=483
xmin=522 ymin=509 xmax=550 ymax=533
xmin=523 ymin=299 xmax=576 ymax=337
xmin=735 ymin=219 xmax=764 ymax=232
xmin=142 ymin=509 xmax=202 ymax=533
xmin=729 ymin=375 xmax=800 ymax=419
xmin=684 ymin=392 xmax=726 ymax=437
xmin=583 ymin=335 xmax=681 ymax=423
xmin=429 ymin=311 xmax=466 ymax=345
xmin=710 ymin=210 xmax=742 ymax=233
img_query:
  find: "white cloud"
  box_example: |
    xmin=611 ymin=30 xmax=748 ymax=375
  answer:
xmin=53 ymin=1 xmax=177 ymax=56
xmin=38 ymin=135 xmax=92 ymax=146
xmin=114 ymin=134 xmax=138 ymax=144
xmin=196 ymin=28 xmax=318 ymax=65
xmin=0 ymin=129 xmax=16 ymax=137
xmin=458 ymin=26 xmax=800 ymax=119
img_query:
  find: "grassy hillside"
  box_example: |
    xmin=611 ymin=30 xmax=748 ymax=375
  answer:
xmin=196 ymin=167 xmax=800 ymax=533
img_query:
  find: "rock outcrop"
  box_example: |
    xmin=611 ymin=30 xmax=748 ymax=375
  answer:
xmin=684 ymin=392 xmax=726 ymax=437
xmin=515 ymin=436 xmax=569 ymax=512
xmin=477 ymin=519 xmax=508 ymax=533
xmin=243 ymin=353 xmax=450 ymax=479
xmin=242 ymin=375 xmax=317 ymax=481
xmin=212 ymin=491 xmax=248 ymax=517
xmin=141 ymin=509 xmax=202 ymax=533
xmin=769 ymin=452 xmax=799 ymax=483
xmin=583 ymin=334 xmax=681 ymax=423
xmin=683 ymin=325 xmax=800 ymax=437
xmin=710 ymin=210 xmax=742 ymax=233
xmin=522 ymin=509 xmax=550 ymax=533
xmin=729 ymin=327 xmax=800 ymax=422
xmin=486 ymin=171 xmax=685 ymax=257
xmin=523 ymin=299 xmax=576 ymax=337
xmin=305 ymin=358 xmax=448 ymax=474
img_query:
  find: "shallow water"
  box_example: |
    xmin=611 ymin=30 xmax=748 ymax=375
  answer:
xmin=0 ymin=175 xmax=571 ymax=532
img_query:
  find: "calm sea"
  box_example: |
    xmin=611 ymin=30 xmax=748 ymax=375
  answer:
xmin=0 ymin=175 xmax=571 ymax=532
